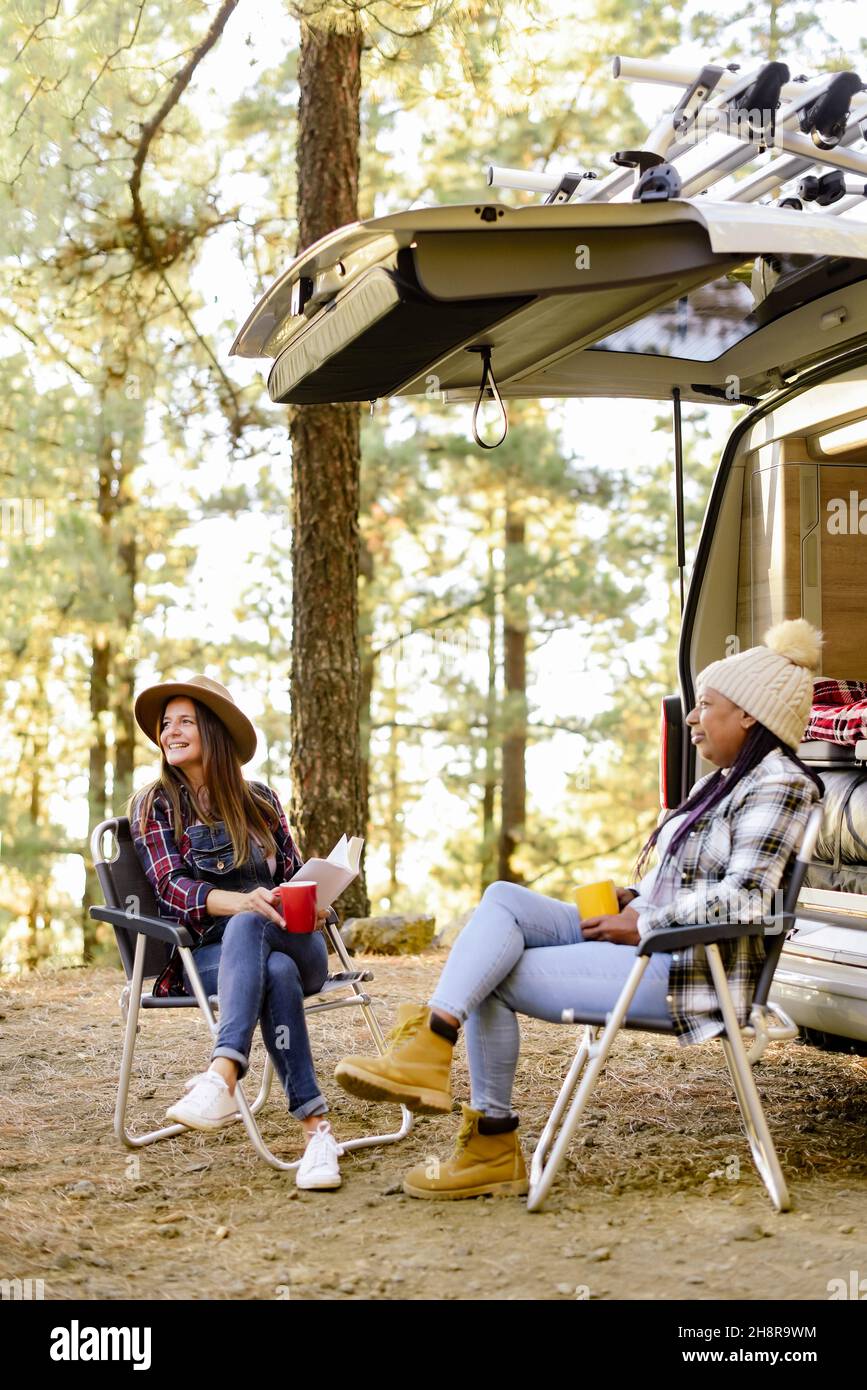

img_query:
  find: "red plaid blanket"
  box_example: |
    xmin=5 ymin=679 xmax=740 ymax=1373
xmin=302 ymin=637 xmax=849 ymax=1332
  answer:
xmin=805 ymin=679 xmax=867 ymax=744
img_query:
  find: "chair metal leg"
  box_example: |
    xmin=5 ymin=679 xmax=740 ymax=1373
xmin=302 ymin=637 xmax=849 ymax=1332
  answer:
xmin=249 ymin=1055 xmax=274 ymax=1115
xmin=526 ymin=956 xmax=650 ymax=1212
xmin=529 ymin=1025 xmax=595 ymax=1184
xmin=324 ymin=921 xmax=389 ymax=1055
xmin=331 ymin=983 xmax=414 ymax=1152
xmin=114 ymin=933 xmax=189 ymax=1148
xmin=706 ymin=944 xmax=791 ymax=1212
xmin=322 ymin=923 xmax=414 ymax=1146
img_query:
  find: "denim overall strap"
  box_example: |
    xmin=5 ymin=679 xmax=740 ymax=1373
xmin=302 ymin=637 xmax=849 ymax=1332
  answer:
xmin=185 ymin=820 xmax=276 ymax=945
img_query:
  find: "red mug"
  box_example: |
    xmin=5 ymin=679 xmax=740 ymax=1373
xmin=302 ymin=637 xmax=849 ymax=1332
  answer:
xmin=277 ymin=880 xmax=317 ymax=933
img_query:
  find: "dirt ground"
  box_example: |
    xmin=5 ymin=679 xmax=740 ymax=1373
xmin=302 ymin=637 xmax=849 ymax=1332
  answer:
xmin=1 ymin=952 xmax=865 ymax=1303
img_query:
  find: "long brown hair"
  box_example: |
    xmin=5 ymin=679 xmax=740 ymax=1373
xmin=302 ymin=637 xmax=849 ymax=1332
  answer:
xmin=128 ymin=696 xmax=278 ymax=865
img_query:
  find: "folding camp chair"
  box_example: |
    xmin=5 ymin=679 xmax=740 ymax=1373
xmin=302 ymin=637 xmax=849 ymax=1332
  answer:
xmin=527 ymin=804 xmax=824 ymax=1213
xmin=89 ymin=817 xmax=412 ymax=1171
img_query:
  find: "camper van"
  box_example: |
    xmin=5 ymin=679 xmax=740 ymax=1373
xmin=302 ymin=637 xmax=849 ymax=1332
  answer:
xmin=232 ymin=55 xmax=867 ymax=1048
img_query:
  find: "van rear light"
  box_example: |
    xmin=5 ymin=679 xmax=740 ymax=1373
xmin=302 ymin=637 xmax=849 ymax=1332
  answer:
xmin=659 ymin=695 xmax=684 ymax=809
xmin=655 ymin=706 xmax=669 ymax=806
xmin=814 ymin=418 xmax=867 ymax=454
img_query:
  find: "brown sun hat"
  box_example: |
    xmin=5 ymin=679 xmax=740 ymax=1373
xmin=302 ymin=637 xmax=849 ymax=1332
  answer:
xmin=134 ymin=674 xmax=258 ymax=764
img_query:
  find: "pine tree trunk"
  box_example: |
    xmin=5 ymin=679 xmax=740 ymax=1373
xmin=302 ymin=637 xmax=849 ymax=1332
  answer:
xmin=498 ymin=503 xmax=527 ymax=882
xmin=82 ymin=379 xmax=119 ymax=962
xmin=27 ymin=738 xmax=43 ymax=971
xmin=481 ymin=544 xmax=498 ymax=891
xmin=290 ymin=20 xmax=368 ymax=918
xmin=386 ymin=671 xmax=400 ymax=901
xmin=112 ymin=531 xmax=137 ymax=814
xmin=111 ymin=392 xmax=144 ymax=815
xmin=358 ymin=534 xmax=375 ymax=842
xmin=83 ymin=632 xmax=110 ymax=962
xmin=767 ymin=0 xmax=780 ymax=57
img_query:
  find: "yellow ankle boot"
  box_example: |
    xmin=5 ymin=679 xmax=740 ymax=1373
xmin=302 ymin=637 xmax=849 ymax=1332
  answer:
xmin=334 ymin=1003 xmax=454 ymax=1113
xmin=403 ymin=1103 xmax=529 ymax=1200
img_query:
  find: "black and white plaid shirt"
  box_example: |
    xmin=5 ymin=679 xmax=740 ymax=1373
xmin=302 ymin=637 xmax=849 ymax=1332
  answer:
xmin=634 ymin=748 xmax=820 ymax=1046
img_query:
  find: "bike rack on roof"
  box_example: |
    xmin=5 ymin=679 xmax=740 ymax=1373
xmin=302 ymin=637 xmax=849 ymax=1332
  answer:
xmin=488 ymin=55 xmax=867 ymax=216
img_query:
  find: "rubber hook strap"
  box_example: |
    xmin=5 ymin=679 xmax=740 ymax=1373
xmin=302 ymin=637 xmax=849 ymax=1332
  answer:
xmin=470 ymin=346 xmax=508 ymax=449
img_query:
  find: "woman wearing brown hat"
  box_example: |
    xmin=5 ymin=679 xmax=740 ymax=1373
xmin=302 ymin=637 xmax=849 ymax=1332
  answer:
xmin=129 ymin=674 xmax=343 ymax=1191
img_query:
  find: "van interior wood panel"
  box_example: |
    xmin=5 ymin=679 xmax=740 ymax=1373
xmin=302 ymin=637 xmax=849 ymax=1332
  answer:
xmin=819 ymin=462 xmax=867 ymax=680
xmin=779 ymin=438 xmax=823 ymax=635
xmin=737 ymin=441 xmax=867 ymax=679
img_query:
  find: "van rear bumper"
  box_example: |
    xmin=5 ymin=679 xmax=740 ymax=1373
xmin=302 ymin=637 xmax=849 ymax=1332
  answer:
xmin=772 ymin=955 xmax=867 ymax=1043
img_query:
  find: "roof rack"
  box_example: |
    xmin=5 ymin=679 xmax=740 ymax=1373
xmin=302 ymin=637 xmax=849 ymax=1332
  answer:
xmin=487 ymin=55 xmax=867 ymax=214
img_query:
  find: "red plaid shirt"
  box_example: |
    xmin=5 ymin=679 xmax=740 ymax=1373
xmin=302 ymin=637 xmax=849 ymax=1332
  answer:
xmin=805 ymin=678 xmax=867 ymax=745
xmin=130 ymin=780 xmax=304 ymax=996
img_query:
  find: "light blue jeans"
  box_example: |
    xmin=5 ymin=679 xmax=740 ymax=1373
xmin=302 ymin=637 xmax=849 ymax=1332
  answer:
xmin=429 ymin=881 xmax=673 ymax=1118
xmin=186 ymin=913 xmax=329 ymax=1120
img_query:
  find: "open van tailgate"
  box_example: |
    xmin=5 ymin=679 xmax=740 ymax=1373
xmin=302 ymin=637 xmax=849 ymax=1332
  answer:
xmin=232 ymin=200 xmax=867 ymax=407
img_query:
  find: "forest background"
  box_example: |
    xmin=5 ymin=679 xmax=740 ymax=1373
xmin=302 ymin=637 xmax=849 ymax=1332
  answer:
xmin=1 ymin=0 xmax=865 ymax=972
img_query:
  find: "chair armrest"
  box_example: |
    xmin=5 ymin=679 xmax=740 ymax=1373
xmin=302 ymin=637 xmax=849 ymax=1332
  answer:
xmin=638 ymin=921 xmax=765 ymax=955
xmin=89 ymin=906 xmax=193 ymax=949
xmin=325 ymin=906 xmax=339 ymax=927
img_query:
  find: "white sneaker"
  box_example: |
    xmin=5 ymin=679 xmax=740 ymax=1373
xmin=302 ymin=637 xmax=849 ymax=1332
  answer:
xmin=166 ymin=1068 xmax=240 ymax=1131
xmin=296 ymin=1120 xmax=343 ymax=1190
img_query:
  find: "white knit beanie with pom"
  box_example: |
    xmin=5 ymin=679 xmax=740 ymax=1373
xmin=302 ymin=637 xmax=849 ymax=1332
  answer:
xmin=697 ymin=619 xmax=823 ymax=751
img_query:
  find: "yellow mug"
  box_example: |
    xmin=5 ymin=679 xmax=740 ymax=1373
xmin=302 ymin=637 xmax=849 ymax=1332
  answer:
xmin=576 ymin=879 xmax=619 ymax=921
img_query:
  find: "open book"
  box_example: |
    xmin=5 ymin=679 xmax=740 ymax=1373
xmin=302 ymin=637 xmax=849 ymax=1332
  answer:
xmin=286 ymin=834 xmax=364 ymax=910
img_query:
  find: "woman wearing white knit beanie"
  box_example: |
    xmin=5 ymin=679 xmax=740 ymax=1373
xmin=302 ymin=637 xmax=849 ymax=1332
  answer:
xmin=332 ymin=619 xmax=825 ymax=1202
xmin=692 ymin=618 xmax=823 ymax=756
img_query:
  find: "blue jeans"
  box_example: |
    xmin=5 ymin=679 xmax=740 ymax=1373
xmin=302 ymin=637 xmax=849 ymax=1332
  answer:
xmin=186 ymin=912 xmax=329 ymax=1120
xmin=429 ymin=881 xmax=673 ymax=1118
